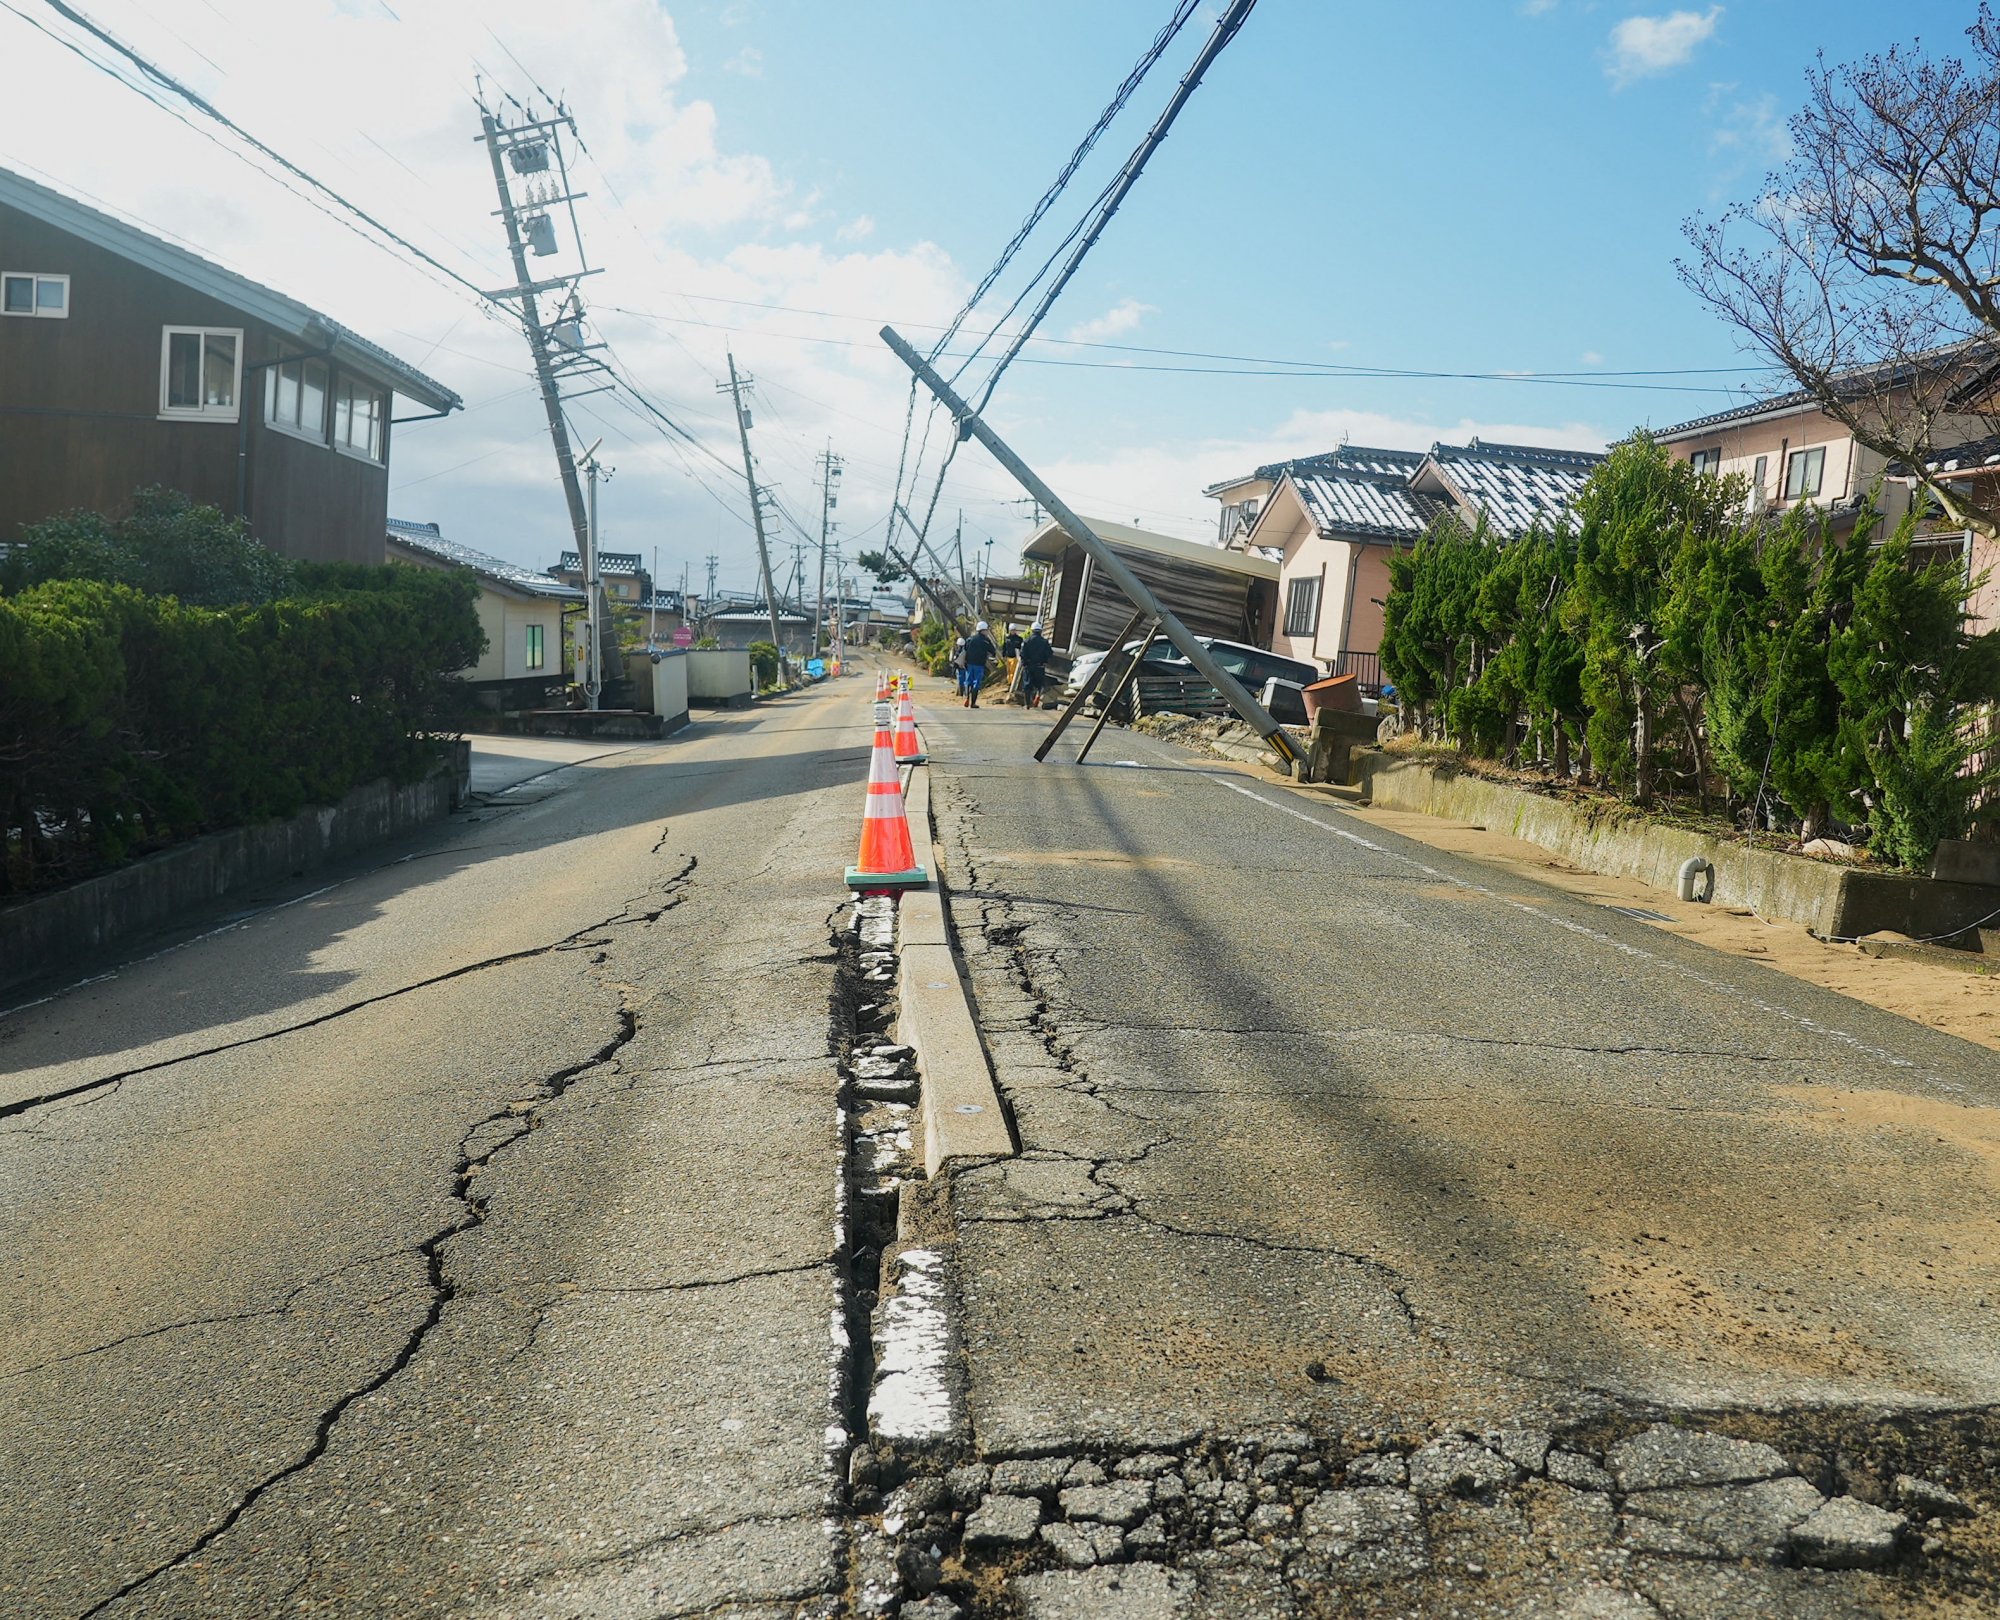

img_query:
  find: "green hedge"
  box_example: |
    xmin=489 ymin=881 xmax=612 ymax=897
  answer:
xmin=1379 ymin=437 xmax=2000 ymax=869
xmin=1 ymin=564 xmax=484 ymax=897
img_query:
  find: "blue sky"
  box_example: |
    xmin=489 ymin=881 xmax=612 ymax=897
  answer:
xmin=0 ymin=1 xmax=1975 ymax=587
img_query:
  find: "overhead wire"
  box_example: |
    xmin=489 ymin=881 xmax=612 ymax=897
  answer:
xmin=31 ymin=0 xmax=508 ymax=314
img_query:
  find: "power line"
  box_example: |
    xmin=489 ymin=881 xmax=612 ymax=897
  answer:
xmin=618 ymin=292 xmax=1763 ymax=378
xmin=930 ymin=0 xmax=1201 ymax=362
xmin=33 ymin=0 xmax=504 ymax=312
xmin=602 ymin=304 xmax=1746 ymax=396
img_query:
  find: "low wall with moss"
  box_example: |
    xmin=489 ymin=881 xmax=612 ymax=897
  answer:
xmin=1356 ymin=754 xmax=2000 ymax=942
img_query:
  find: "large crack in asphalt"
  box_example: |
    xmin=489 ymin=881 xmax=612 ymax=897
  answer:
xmin=72 ymin=844 xmax=692 ymax=1620
xmin=1 ymin=855 xmax=696 ymax=1127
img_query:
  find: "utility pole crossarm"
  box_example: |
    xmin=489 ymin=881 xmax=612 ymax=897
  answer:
xmin=878 ymin=323 xmax=1300 ymax=773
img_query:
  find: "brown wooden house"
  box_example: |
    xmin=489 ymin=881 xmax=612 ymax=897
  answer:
xmin=0 ymin=166 xmax=459 ymax=563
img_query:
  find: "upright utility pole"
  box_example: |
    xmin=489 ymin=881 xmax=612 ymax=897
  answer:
xmin=722 ymin=352 xmax=786 ymax=681
xmin=815 ymin=443 xmax=842 ymax=656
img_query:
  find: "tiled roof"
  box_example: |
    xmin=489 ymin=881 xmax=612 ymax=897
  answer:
xmin=388 ymin=520 xmax=584 ymax=599
xmin=555 ymin=550 xmax=645 ymax=576
xmin=1 ymin=166 xmax=459 ymax=412
xmin=1653 ymin=344 xmax=2000 ymax=441
xmin=1206 ymin=443 xmax=1429 ymax=496
xmin=1924 ymin=434 xmax=2000 ymax=475
xmin=1420 ymin=440 xmax=1602 ymax=537
xmin=1292 ymin=470 xmax=1448 ymax=539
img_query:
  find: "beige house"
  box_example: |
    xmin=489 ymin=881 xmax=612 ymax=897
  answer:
xmin=1653 ymin=386 xmax=2000 ymax=630
xmin=1203 ymin=451 xmax=1357 ymax=548
xmin=1225 ymin=441 xmax=1602 ymax=692
xmin=386 ymin=518 xmax=581 ymax=707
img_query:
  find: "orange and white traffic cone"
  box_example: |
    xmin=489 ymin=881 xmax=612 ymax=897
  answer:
xmin=893 ymin=684 xmax=927 ymax=764
xmin=846 ymin=697 xmax=928 ymax=892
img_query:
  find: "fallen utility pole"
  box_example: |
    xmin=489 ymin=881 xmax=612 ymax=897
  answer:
xmin=879 ymin=325 xmax=1301 ymax=774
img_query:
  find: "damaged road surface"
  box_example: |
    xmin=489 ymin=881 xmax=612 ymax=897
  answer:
xmin=0 ymin=688 xmax=878 ymax=1619
xmin=882 ymin=703 xmax=2000 ymax=1620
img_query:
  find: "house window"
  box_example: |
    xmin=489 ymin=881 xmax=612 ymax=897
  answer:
xmin=265 ymin=354 xmax=329 ymax=442
xmin=525 ymin=624 xmax=545 ymax=670
xmin=1784 ymin=445 xmax=1826 ymax=499
xmin=333 ymin=375 xmax=384 ymax=461
xmin=160 ymin=327 xmax=242 ymax=420
xmin=1689 ymin=448 xmax=1722 ymax=476
xmin=1284 ymin=575 xmax=1321 ymax=638
xmin=2 ymin=272 xmax=68 ymax=318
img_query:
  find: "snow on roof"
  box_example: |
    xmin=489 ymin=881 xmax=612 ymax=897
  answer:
xmin=1204 ymin=444 xmax=1429 ymax=497
xmin=387 ymin=519 xmax=582 ymax=599
xmin=555 ymin=550 xmax=645 ymax=576
xmin=1415 ymin=440 xmax=1603 ymax=537
xmin=1292 ymin=469 xmax=1449 ymax=540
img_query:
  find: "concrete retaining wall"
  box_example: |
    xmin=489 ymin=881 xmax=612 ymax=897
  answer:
xmin=0 ymin=763 xmax=463 ymax=998
xmin=621 ymin=650 xmax=692 ymax=732
xmin=488 ymin=710 xmax=668 ymax=739
xmin=687 ymin=648 xmax=753 ymax=706
xmin=1355 ymin=754 xmax=2000 ymax=942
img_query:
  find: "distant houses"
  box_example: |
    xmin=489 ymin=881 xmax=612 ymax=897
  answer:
xmin=0 ymin=165 xmax=459 ymax=562
xmin=386 ymin=519 xmax=580 ymax=710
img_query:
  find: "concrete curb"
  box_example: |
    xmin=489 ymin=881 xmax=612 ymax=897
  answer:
xmin=897 ymin=765 xmax=1016 ymax=1176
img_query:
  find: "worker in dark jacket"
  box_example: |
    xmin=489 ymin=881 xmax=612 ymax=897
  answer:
xmin=959 ymin=620 xmax=998 ymax=708
xmin=1019 ymin=623 xmax=1054 ymax=709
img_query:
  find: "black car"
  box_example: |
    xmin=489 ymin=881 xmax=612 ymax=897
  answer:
xmin=1063 ymin=637 xmax=1319 ymax=723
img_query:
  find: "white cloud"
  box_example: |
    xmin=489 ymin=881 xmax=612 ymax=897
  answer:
xmin=1708 ymin=89 xmax=1793 ymax=166
xmin=1064 ymin=297 xmax=1156 ymax=345
xmin=725 ymin=45 xmax=763 ymax=77
xmin=1580 ymin=350 xmax=1605 ymax=366
xmin=1605 ymin=7 xmax=1722 ymax=89
xmin=0 ymin=1 xmax=1623 ymax=600
xmin=1521 ymin=0 xmax=1560 ymax=15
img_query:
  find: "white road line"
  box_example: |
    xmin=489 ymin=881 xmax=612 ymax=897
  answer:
xmin=1210 ymin=778 xmax=1953 ymax=1086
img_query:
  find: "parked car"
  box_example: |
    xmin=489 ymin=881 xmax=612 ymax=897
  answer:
xmin=1061 ymin=637 xmax=1319 ymax=723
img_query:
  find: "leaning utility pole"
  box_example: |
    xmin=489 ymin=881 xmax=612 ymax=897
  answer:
xmin=476 ymin=94 xmax=622 ymax=700
xmin=721 ymin=353 xmax=786 ymax=682
xmin=815 ymin=443 xmax=842 ymax=656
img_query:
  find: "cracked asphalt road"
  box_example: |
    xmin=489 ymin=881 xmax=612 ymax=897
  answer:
xmin=917 ymin=700 xmax=2000 ymax=1474
xmin=0 ymin=686 xmax=878 ymax=1619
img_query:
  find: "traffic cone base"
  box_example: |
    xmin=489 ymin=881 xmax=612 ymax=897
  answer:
xmin=844 ymin=862 xmax=928 ymax=891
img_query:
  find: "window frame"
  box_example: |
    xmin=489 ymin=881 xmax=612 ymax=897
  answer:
xmin=159 ymin=325 xmax=244 ymax=422
xmin=1283 ymin=574 xmax=1321 ymax=638
xmin=263 ymin=353 xmax=330 ymax=446
xmin=1689 ymin=447 xmax=1722 ymax=476
xmin=2 ymin=272 xmax=69 ymax=318
xmin=525 ymin=623 xmax=546 ymax=671
xmin=331 ymin=373 xmax=386 ymax=463
xmin=1784 ymin=445 xmax=1826 ymax=500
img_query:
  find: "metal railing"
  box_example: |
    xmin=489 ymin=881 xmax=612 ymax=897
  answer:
xmin=1333 ymin=650 xmax=1383 ymax=693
